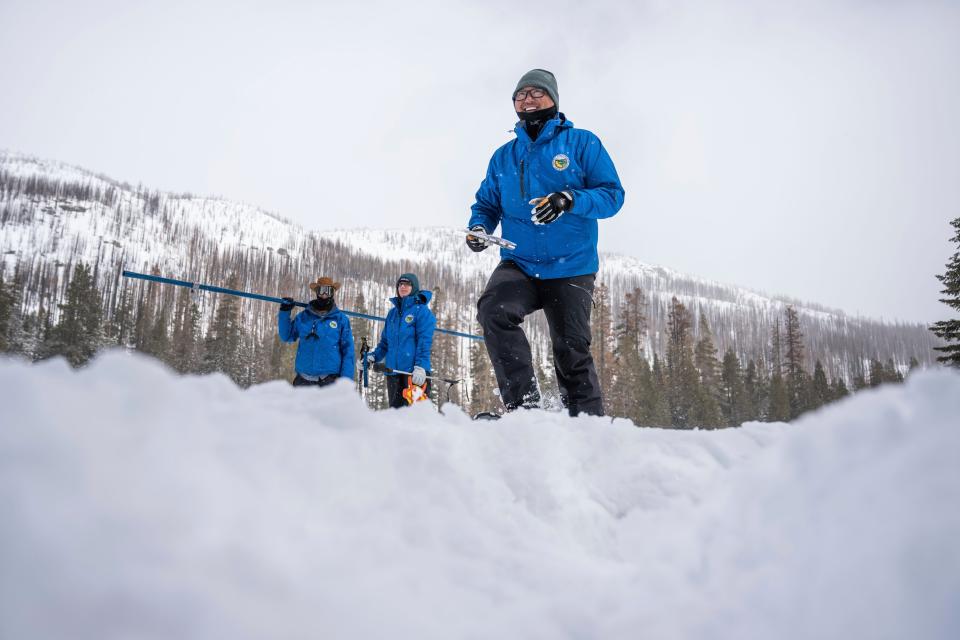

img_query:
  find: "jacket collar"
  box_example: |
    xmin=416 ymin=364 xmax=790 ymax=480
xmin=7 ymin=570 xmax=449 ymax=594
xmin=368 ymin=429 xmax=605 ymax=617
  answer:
xmin=514 ymin=113 xmax=571 ymax=145
xmin=390 ymin=290 xmax=432 ymax=309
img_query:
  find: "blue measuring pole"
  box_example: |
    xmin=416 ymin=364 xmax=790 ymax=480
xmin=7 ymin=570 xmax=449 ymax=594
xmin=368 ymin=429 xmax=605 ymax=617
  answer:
xmin=121 ymin=270 xmax=484 ymax=341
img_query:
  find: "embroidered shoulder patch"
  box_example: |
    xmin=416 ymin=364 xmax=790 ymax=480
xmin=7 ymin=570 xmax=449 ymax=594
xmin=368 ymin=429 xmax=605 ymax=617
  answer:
xmin=405 ymin=314 xmax=414 ymax=324
xmin=329 ymin=320 xmax=338 ymax=328
xmin=552 ymin=154 xmax=570 ymax=171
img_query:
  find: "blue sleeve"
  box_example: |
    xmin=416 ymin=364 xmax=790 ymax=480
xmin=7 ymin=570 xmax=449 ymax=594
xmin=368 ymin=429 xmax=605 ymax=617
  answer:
xmin=568 ymin=133 xmax=625 ymax=220
xmin=414 ymin=306 xmax=436 ymax=371
xmin=339 ymin=317 xmax=355 ymax=380
xmin=468 ymin=153 xmax=503 ymax=233
xmin=278 ymin=310 xmax=298 ymax=343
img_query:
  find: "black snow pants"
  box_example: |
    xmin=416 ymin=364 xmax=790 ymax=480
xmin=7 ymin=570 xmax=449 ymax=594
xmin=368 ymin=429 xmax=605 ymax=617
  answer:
xmin=476 ymin=260 xmax=603 ymax=417
xmin=292 ymin=374 xmax=338 ymax=388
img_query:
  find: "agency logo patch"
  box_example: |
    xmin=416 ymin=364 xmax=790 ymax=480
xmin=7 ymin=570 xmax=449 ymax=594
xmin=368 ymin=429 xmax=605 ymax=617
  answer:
xmin=329 ymin=321 xmax=338 ymax=328
xmin=405 ymin=314 xmax=414 ymax=324
xmin=552 ymin=154 xmax=570 ymax=171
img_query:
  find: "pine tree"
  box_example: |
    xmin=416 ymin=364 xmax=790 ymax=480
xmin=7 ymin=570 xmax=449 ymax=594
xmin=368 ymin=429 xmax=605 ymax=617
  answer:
xmin=767 ymin=371 xmax=791 ymax=422
xmin=648 ymin=354 xmax=673 ymax=426
xmin=883 ymin=358 xmax=904 ymax=384
xmin=235 ymin=331 xmax=257 ymax=388
xmin=108 ymin=284 xmax=136 ymax=349
xmin=868 ymin=357 xmax=885 ymax=388
xmin=831 ymin=377 xmax=850 ymax=400
xmin=132 ymin=287 xmax=151 ymax=352
xmin=720 ymin=348 xmax=749 ymax=426
xmin=170 ymin=291 xmax=202 ymax=374
xmin=783 ymin=306 xmax=808 ymax=419
xmin=201 ymin=275 xmax=244 ymax=382
xmin=771 ymin=318 xmax=783 ymax=377
xmin=590 ymin=283 xmax=615 ymax=402
xmin=810 ymin=360 xmax=830 ymax=410
xmin=635 ymin=356 xmax=659 ymax=426
xmin=742 ymin=359 xmax=761 ymax=423
xmin=692 ymin=314 xmax=723 ymax=428
xmin=610 ymin=287 xmax=646 ymax=421
xmin=16 ymin=308 xmax=41 ymax=360
xmin=930 ymin=216 xmax=960 ymax=366
xmin=37 ymin=263 xmax=104 ymax=367
xmin=665 ymin=297 xmax=699 ymax=428
xmin=34 ymin=303 xmax=53 ymax=360
xmin=144 ymin=306 xmax=171 ymax=361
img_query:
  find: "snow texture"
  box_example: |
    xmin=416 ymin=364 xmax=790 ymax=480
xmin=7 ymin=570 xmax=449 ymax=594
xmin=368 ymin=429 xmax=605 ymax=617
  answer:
xmin=1 ymin=352 xmax=958 ymax=639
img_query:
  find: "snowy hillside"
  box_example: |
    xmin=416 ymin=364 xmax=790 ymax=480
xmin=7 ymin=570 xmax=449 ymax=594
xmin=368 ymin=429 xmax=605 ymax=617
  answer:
xmin=0 ymin=150 xmax=940 ymax=375
xmin=1 ymin=352 xmax=958 ymax=639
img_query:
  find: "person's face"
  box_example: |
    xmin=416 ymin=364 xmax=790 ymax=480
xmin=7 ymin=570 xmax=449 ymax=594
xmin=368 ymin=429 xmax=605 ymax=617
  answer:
xmin=514 ymin=85 xmax=555 ymax=114
xmin=398 ymin=281 xmax=413 ymax=298
xmin=315 ymin=285 xmax=334 ymax=299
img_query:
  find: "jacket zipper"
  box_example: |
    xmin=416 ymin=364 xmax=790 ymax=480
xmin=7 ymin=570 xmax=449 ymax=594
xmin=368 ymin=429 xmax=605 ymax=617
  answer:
xmin=520 ymin=159 xmax=526 ymax=200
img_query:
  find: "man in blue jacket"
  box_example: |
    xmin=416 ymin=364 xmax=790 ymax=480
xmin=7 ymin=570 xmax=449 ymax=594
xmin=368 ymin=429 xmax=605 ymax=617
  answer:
xmin=278 ymin=276 xmax=355 ymax=387
xmin=467 ymin=68 xmax=625 ymax=417
xmin=365 ymin=273 xmax=437 ymax=408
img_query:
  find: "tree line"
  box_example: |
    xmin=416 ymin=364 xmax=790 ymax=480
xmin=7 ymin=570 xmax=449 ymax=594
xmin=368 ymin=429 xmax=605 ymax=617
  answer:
xmin=588 ymin=286 xmax=917 ymax=427
xmin=0 ymin=263 xmax=920 ymax=426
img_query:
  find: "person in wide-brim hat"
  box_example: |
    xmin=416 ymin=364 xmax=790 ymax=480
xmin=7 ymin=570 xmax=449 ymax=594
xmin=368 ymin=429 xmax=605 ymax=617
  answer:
xmin=277 ymin=275 xmax=354 ymax=388
xmin=308 ymin=276 xmax=341 ymax=293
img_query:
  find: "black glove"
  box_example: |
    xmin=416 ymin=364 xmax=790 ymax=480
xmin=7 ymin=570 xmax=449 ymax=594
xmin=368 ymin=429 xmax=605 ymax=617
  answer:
xmin=466 ymin=225 xmax=489 ymax=252
xmin=279 ymin=297 xmax=295 ymax=312
xmin=530 ymin=191 xmax=573 ymax=225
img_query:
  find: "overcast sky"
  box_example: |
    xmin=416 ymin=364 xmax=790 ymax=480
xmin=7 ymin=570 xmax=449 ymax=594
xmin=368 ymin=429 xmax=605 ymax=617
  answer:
xmin=1 ymin=0 xmax=958 ymax=324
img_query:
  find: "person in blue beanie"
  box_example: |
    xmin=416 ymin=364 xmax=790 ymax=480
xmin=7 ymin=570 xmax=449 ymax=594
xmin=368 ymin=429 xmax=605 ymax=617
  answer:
xmin=278 ymin=276 xmax=355 ymax=387
xmin=365 ymin=273 xmax=436 ymax=408
xmin=466 ymin=68 xmax=625 ymax=417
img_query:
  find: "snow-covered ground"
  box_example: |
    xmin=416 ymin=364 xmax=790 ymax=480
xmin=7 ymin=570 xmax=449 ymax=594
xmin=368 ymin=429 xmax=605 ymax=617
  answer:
xmin=1 ymin=353 xmax=958 ymax=640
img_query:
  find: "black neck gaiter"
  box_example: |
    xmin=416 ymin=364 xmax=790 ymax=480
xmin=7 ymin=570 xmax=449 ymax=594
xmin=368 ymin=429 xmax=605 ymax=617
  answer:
xmin=311 ymin=297 xmax=334 ymax=313
xmin=518 ymin=106 xmax=558 ymax=141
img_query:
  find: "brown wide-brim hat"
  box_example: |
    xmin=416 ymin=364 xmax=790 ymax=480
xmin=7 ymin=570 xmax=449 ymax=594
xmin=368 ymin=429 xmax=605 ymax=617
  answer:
xmin=308 ymin=276 xmax=341 ymax=292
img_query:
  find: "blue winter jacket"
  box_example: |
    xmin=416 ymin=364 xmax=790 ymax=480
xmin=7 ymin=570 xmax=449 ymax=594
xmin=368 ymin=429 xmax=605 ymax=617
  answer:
xmin=278 ymin=305 xmax=355 ymax=380
xmin=371 ymin=291 xmax=436 ymax=375
xmin=469 ymin=114 xmax=625 ymax=279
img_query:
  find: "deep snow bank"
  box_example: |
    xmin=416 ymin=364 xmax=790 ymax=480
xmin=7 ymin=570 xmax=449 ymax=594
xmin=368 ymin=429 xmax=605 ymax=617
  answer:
xmin=0 ymin=352 xmax=957 ymax=640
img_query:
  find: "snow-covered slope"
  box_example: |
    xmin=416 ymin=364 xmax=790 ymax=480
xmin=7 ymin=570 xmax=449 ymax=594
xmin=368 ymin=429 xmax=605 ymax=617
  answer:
xmin=0 ymin=150 xmax=940 ymax=373
xmin=1 ymin=352 xmax=957 ymax=639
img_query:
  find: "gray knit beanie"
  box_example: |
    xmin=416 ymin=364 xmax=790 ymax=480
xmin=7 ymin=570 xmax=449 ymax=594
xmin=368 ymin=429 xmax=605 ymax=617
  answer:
xmin=514 ymin=69 xmax=559 ymax=108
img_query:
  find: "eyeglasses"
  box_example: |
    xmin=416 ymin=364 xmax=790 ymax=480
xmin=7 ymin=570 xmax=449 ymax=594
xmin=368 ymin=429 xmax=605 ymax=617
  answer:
xmin=513 ymin=88 xmax=546 ymax=102
xmin=397 ymin=280 xmax=413 ymax=287
xmin=315 ymin=285 xmax=334 ymax=297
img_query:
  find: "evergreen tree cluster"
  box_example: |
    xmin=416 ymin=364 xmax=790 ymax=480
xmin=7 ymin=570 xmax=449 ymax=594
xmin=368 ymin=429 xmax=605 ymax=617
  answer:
xmin=930 ymin=216 xmax=960 ymax=367
xmin=587 ymin=293 xmax=913 ymax=428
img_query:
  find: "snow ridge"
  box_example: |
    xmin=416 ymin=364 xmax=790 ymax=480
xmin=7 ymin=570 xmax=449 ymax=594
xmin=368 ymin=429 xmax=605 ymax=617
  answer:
xmin=0 ymin=352 xmax=957 ymax=639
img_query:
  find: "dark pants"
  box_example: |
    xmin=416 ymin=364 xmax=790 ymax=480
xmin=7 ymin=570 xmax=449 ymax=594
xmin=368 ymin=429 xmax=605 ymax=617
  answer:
xmin=386 ymin=373 xmax=432 ymax=409
xmin=292 ymin=374 xmax=338 ymax=388
xmin=477 ymin=261 xmax=603 ymax=417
